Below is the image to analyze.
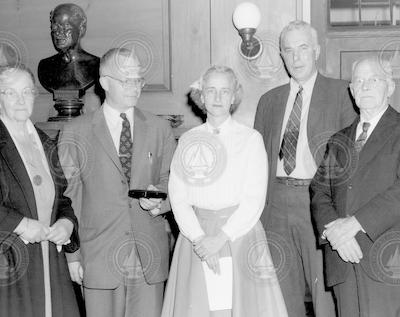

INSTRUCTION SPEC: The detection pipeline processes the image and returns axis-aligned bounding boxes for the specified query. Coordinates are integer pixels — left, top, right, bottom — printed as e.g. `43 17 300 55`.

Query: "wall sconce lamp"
233 2 262 60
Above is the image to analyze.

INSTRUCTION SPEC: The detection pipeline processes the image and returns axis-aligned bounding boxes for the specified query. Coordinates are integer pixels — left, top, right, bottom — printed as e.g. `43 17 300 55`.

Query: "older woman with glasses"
0 64 80 317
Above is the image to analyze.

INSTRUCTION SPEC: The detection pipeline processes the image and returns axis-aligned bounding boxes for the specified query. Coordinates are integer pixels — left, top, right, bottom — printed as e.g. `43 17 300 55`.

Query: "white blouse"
168 116 268 242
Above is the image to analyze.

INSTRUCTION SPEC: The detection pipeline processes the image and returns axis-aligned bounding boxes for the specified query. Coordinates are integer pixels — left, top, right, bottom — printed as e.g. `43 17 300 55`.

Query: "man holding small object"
58 47 176 317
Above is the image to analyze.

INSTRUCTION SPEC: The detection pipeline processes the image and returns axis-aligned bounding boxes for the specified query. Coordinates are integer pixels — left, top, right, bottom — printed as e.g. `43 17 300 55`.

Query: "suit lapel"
0 121 38 219
357 107 398 172
130 108 148 188
92 108 124 176
270 85 290 176
307 74 324 143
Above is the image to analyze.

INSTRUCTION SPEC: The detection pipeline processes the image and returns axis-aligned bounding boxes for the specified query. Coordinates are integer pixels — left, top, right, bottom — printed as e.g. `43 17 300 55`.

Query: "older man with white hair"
58 47 176 317
311 56 400 316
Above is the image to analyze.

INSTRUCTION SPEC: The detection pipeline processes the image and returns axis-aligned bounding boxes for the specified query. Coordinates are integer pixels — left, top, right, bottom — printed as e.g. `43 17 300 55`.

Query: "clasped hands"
16 217 73 248
193 231 229 275
323 216 364 263
139 184 163 216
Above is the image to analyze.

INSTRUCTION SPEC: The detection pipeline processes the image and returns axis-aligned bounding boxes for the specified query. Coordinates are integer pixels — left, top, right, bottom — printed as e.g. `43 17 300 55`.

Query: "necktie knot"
362 122 370 133
120 113 128 121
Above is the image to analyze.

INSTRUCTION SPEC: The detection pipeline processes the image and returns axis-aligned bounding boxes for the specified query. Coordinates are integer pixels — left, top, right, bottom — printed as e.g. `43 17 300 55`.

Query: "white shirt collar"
205 116 233 134
103 101 134 126
289 71 318 95
360 105 388 126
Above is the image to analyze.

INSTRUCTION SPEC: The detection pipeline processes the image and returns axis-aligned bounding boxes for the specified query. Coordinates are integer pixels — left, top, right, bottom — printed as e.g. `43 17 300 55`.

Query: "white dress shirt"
355 105 388 142
103 102 134 153
168 116 268 242
276 72 318 178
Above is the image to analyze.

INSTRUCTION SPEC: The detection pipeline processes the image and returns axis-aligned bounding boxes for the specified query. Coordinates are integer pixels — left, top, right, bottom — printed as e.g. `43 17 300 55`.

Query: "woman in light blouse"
0 64 80 317
162 66 288 317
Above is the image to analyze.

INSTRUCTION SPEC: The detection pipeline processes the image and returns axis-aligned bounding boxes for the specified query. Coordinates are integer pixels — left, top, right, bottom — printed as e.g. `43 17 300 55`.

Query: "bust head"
50 3 87 53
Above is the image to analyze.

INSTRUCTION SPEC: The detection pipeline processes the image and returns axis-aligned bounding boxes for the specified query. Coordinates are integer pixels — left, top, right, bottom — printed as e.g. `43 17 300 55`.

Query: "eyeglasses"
103 75 145 89
0 87 38 102
352 77 386 88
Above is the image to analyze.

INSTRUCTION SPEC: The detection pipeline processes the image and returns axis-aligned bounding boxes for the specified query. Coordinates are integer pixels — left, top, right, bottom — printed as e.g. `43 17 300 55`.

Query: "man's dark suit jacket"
254 73 357 226
310 106 400 287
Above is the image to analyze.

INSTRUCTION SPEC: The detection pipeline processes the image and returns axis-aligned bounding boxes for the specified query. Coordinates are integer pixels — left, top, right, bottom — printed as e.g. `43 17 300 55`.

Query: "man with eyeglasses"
58 47 176 317
311 56 400 316
254 20 357 317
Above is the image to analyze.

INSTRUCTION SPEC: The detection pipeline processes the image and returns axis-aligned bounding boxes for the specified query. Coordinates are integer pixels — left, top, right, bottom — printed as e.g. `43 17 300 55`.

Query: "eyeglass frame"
0 87 39 102
102 75 146 89
351 76 387 89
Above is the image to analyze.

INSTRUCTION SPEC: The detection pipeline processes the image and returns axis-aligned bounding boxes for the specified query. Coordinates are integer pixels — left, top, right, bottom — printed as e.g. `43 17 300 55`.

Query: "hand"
139 185 162 216
205 253 221 275
335 237 363 263
46 218 73 246
193 231 228 259
20 218 50 243
324 216 363 248
68 261 83 285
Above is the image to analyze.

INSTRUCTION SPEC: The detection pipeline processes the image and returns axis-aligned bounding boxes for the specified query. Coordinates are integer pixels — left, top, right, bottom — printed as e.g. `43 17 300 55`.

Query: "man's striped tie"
279 86 303 175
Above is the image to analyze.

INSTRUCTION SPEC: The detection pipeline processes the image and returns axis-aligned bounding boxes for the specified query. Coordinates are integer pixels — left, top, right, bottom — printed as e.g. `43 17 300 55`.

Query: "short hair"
351 56 393 82
279 20 319 50
190 65 243 114
50 3 87 34
0 64 35 85
99 47 141 77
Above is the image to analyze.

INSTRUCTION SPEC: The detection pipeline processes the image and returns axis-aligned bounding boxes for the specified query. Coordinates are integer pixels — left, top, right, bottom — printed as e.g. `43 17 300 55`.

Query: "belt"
275 177 312 187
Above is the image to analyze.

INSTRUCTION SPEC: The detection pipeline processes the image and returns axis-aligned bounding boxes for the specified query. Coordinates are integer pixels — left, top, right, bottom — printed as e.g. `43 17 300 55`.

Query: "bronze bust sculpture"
38 3 100 120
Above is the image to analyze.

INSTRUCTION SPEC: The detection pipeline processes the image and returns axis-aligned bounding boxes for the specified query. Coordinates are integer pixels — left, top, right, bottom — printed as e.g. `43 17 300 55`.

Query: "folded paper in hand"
201 256 233 311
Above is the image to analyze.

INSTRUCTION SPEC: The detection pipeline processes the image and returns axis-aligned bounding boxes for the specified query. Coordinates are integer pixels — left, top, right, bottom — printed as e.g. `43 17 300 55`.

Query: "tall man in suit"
58 47 176 317
254 20 357 317
311 57 400 317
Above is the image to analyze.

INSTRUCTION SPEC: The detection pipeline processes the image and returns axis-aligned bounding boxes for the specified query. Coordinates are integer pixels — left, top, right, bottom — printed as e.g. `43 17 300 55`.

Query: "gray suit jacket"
311 106 400 286
254 73 357 226
59 106 176 289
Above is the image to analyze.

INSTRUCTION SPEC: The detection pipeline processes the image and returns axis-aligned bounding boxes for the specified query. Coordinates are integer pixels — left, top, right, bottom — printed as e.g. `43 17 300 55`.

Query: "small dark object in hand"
128 190 167 200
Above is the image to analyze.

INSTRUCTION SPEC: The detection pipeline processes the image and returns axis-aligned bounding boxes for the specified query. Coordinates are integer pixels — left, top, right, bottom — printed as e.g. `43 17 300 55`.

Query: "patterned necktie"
279 86 303 175
119 113 133 185
355 122 371 153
